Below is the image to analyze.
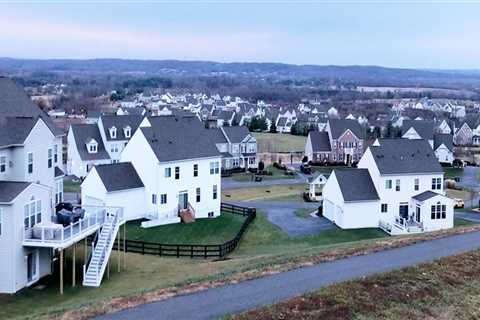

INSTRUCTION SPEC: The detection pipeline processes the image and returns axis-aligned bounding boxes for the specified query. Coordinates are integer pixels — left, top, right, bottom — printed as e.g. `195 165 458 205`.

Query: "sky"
0 1 479 69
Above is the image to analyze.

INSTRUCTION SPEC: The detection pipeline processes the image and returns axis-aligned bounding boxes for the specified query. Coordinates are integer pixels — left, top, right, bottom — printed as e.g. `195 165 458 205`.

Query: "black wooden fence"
109 203 256 259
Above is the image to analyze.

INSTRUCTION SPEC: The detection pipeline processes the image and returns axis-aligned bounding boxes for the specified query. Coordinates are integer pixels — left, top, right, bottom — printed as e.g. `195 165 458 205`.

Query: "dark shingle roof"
54 166 65 178
70 124 110 161
100 115 144 141
334 169 379 202
0 181 31 203
309 131 332 152
277 117 289 126
402 120 434 140
412 191 441 202
0 77 62 136
328 119 364 139
142 116 221 162
370 139 443 175
433 133 453 152
222 126 250 143
0 116 38 148
94 162 144 192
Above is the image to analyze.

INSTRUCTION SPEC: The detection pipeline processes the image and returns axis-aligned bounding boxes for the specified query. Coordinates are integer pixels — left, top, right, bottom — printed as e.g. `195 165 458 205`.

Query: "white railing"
23 205 123 246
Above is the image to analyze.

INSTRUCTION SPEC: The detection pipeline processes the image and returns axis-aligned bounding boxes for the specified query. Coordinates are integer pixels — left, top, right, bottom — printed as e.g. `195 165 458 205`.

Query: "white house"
433 134 454 165
323 139 454 235
212 126 257 171
83 115 222 228
307 172 328 201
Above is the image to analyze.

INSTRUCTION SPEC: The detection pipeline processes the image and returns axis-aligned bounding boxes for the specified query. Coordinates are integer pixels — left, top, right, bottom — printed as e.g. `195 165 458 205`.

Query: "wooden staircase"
179 203 196 223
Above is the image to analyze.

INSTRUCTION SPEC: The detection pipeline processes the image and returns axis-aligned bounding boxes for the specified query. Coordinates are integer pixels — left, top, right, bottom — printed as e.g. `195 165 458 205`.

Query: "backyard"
252 132 306 153
229 165 296 182
222 184 307 202
443 167 464 179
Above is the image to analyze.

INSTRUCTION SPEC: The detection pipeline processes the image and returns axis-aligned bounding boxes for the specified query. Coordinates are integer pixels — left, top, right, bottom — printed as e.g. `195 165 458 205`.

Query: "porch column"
84 238 87 262
60 249 64 295
117 233 120 273
72 244 76 287
123 223 126 270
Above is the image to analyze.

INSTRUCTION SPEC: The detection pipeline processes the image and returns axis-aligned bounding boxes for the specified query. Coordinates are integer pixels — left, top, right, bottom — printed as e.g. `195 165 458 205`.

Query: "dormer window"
86 139 98 154
124 126 132 138
109 126 117 139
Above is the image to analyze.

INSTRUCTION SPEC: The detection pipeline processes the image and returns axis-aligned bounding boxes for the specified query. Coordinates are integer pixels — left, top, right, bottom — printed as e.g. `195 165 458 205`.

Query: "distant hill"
1 57 480 90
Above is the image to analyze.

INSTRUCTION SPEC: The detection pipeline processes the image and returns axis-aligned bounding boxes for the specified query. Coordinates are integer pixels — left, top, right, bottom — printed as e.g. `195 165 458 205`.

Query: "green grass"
455 217 478 227
230 165 295 182
222 184 307 202
63 180 81 193
252 132 306 153
443 167 464 179
294 208 314 218
125 213 246 244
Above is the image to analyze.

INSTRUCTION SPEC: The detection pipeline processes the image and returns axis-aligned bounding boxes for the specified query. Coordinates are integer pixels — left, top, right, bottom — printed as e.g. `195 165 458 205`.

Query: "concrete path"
97 230 480 320
232 200 334 237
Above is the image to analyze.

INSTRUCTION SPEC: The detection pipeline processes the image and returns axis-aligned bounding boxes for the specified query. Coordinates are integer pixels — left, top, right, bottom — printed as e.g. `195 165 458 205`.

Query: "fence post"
204 246 207 259
219 244 223 258
159 244 162 256
191 245 193 258
142 242 145 255
177 245 180 258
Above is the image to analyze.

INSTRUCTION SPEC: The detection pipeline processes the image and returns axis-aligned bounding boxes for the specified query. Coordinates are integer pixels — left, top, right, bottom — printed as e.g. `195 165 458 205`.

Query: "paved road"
232 200 334 237
97 231 480 320
456 210 480 223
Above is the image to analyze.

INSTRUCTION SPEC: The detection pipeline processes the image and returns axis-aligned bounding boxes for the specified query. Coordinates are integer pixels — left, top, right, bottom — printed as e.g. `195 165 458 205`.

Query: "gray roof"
402 120 434 140
0 116 38 148
142 116 221 162
54 166 65 178
412 190 442 202
277 117 289 127
307 171 329 183
0 181 31 203
100 115 144 141
94 162 144 192
212 110 234 121
222 126 251 143
433 133 453 152
328 119 364 139
209 128 229 144
0 77 62 137
70 124 110 161
309 131 332 152
334 169 379 202
370 139 443 175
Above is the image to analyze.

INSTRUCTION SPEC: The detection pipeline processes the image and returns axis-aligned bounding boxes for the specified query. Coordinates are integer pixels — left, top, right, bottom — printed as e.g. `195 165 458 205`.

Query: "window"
232 158 239 167
55 180 63 204
208 212 214 218
441 205 446 219
160 194 167 204
0 156 6 173
88 143 97 153
193 164 198 177
432 178 442 190
210 161 219 174
124 126 131 138
24 199 41 229
47 148 53 168
152 194 157 204
175 166 180 180
196 187 201 202
381 204 388 213
164 167 171 178
395 179 401 192
110 144 119 153
27 152 33 174
213 185 218 200
110 126 117 139
431 203 446 220
385 180 392 189
414 178 419 191
54 145 58 163
249 158 256 165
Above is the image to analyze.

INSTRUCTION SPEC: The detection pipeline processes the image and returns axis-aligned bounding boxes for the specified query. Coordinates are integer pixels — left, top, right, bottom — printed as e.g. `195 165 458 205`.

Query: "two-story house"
214 126 257 170
322 139 454 235
305 119 364 165
82 115 222 227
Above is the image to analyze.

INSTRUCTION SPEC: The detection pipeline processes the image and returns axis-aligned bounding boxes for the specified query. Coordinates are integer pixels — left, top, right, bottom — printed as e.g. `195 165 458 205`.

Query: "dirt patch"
49 225 480 320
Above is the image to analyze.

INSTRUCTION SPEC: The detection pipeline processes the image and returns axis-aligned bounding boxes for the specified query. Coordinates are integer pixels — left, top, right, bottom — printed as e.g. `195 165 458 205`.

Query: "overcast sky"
0 1 479 69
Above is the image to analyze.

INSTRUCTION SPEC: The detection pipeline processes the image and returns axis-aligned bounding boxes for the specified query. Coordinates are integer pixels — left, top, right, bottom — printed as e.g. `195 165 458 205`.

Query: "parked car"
300 164 312 174
454 198 465 209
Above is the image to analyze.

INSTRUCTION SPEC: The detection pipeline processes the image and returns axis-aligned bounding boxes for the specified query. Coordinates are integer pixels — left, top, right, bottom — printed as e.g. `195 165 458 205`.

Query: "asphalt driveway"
97 230 480 320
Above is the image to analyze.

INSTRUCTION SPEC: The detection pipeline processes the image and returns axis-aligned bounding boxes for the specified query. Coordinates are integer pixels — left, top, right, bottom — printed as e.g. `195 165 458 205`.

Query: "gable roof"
412 190 442 202
328 119 364 139
309 131 332 152
70 124 110 161
0 77 62 137
334 169 379 202
433 133 453 152
222 126 251 143
0 181 31 203
94 162 144 192
402 120 434 140
100 115 144 141
0 116 39 148
141 116 221 162
370 139 443 175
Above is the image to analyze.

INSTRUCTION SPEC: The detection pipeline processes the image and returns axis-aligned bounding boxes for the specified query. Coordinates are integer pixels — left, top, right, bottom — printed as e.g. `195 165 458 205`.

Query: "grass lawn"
230 165 295 182
222 184 307 202
125 213 246 244
63 180 81 193
455 217 477 227
443 167 464 179
294 208 314 218
252 132 306 153
310 165 347 176
230 249 480 320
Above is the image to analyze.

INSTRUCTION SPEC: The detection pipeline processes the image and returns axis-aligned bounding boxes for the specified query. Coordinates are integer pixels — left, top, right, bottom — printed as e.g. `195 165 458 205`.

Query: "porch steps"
179 210 195 223
83 213 121 287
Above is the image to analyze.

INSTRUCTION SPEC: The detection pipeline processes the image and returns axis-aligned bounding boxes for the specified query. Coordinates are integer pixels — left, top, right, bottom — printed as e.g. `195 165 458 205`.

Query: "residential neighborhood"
2 2 480 319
